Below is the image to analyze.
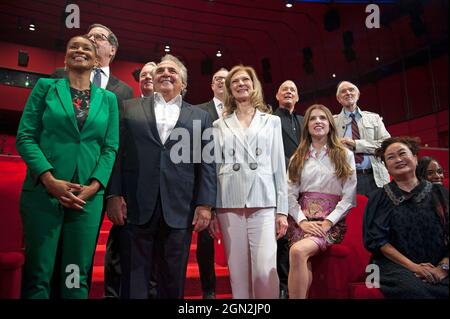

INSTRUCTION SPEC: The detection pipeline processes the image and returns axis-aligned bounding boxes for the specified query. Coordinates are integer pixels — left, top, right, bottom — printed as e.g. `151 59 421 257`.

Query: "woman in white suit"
209 65 288 299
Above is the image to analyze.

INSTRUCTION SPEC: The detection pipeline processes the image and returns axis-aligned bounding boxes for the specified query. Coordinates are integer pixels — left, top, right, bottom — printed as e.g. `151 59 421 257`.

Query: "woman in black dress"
363 136 448 299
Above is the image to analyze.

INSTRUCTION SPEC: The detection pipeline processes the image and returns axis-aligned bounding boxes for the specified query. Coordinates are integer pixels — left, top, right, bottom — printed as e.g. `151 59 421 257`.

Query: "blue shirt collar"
344 107 361 119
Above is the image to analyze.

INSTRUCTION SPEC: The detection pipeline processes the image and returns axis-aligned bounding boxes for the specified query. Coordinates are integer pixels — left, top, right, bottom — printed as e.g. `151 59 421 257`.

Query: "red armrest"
0 251 25 269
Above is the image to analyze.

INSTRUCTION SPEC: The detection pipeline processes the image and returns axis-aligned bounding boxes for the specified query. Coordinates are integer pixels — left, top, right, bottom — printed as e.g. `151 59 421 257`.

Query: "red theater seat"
0 155 26 298
1 135 18 156
308 194 383 299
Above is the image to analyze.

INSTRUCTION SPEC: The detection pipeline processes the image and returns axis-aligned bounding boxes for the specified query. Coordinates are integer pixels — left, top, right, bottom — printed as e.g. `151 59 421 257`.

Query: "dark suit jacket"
51 68 134 115
273 107 304 167
108 96 217 228
196 100 219 122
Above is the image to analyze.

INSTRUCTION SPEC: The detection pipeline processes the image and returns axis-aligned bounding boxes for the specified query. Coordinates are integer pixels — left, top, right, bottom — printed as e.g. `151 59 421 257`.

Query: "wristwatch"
439 263 449 271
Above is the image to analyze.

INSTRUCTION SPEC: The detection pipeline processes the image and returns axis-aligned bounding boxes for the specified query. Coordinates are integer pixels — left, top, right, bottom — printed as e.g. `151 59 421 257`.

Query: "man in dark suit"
273 80 304 299
196 68 228 122
194 67 228 299
52 23 133 299
52 24 133 115
106 54 217 299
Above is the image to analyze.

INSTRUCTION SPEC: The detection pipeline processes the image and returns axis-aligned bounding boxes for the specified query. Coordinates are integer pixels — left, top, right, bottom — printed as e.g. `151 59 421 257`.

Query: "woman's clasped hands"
40 171 100 210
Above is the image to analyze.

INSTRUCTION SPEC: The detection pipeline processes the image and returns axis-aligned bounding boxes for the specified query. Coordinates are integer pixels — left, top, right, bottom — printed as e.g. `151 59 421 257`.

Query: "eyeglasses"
213 76 226 83
88 33 109 43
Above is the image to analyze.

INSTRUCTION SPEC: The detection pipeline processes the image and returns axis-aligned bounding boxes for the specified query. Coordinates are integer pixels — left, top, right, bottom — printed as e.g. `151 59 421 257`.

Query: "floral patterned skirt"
287 191 347 251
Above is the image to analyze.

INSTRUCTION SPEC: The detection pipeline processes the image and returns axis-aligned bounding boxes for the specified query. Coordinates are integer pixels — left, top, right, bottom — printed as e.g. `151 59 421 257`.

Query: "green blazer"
16 78 119 194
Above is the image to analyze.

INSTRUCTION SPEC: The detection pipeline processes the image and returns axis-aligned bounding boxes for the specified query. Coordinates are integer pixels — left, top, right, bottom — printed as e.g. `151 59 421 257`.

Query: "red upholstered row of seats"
0 155 25 298
213 195 386 299
0 155 447 299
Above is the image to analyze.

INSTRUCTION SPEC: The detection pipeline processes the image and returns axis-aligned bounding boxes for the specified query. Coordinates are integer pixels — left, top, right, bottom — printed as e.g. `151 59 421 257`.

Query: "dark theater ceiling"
0 0 448 100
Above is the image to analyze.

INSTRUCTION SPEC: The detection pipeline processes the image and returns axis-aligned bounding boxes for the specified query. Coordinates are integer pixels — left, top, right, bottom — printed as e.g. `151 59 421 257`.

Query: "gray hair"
143 61 157 68
160 54 188 96
336 80 360 97
140 62 157 77
88 23 119 62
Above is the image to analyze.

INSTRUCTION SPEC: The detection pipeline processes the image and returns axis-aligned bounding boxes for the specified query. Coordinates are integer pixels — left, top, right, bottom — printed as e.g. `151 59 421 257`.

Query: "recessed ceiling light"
29 19 36 31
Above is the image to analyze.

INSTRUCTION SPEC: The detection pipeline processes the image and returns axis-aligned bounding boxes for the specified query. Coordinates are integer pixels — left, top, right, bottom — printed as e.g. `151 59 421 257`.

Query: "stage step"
89 220 232 299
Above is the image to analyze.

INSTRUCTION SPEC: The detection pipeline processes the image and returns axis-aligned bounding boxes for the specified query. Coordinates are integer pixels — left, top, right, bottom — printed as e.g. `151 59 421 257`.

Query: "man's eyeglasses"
88 33 109 43
213 76 226 83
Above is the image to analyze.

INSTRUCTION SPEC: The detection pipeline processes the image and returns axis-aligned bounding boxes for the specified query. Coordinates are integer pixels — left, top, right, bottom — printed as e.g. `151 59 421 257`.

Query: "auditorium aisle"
88 219 232 299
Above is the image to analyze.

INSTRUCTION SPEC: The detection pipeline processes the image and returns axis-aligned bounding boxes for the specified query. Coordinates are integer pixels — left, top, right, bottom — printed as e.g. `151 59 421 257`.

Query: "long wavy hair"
223 65 271 116
288 104 353 183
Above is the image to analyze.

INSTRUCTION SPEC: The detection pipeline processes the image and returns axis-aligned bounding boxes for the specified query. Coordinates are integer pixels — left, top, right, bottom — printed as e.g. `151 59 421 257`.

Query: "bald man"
273 80 304 299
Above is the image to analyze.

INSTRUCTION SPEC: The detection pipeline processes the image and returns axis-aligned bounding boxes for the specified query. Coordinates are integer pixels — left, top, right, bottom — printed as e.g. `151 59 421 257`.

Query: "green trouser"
20 189 102 299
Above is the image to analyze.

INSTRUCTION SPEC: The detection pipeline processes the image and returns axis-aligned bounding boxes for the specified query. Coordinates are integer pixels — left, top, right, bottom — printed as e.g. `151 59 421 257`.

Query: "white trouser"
217 208 279 299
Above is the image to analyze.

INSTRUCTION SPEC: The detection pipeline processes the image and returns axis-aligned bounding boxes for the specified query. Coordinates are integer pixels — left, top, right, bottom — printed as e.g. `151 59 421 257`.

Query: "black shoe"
279 289 288 299
203 291 216 299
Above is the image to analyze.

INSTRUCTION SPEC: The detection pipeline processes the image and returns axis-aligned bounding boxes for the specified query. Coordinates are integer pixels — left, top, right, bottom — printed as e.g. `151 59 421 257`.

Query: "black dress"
363 180 449 299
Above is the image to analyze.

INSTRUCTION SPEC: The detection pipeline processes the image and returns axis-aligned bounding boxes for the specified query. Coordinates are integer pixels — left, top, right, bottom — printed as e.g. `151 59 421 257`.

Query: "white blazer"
213 110 288 214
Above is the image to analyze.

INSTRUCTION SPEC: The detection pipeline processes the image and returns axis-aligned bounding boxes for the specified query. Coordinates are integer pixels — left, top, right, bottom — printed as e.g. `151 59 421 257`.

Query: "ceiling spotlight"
286 1 293 8
216 50 222 58
29 19 36 31
164 45 170 53
332 73 336 78
375 56 380 61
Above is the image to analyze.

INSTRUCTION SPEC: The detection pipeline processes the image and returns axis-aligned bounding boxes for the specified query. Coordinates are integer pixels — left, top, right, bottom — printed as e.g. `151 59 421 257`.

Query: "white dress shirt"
213 97 224 119
90 66 110 89
154 92 182 144
288 144 357 226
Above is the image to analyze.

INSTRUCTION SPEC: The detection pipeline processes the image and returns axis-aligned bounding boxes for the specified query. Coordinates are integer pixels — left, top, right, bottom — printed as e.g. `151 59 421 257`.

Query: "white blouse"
288 144 357 226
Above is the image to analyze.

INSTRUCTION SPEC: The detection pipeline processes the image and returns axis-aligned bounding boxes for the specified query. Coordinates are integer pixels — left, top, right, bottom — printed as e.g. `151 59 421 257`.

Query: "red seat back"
0 156 26 252
341 194 371 281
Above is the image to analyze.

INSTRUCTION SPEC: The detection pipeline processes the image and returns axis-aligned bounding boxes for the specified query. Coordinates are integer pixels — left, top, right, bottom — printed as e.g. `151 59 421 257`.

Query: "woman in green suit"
16 35 119 298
